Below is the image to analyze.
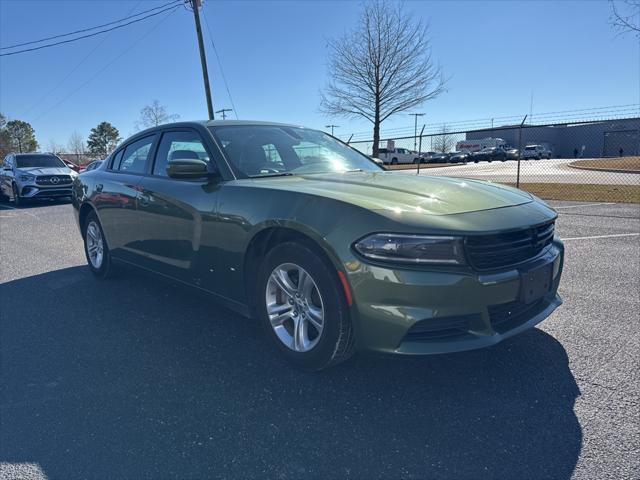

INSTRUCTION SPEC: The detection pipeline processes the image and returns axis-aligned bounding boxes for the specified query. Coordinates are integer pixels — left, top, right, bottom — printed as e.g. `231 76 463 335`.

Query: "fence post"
417 124 425 175
516 115 527 189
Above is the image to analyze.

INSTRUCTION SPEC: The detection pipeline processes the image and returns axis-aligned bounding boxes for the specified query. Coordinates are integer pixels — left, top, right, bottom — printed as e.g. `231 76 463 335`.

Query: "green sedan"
72 121 563 370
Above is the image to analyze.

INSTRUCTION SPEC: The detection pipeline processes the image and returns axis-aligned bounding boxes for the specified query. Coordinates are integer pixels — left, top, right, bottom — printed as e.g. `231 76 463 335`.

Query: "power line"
201 6 239 119
1 0 181 51
32 6 180 122
0 3 181 57
19 0 145 118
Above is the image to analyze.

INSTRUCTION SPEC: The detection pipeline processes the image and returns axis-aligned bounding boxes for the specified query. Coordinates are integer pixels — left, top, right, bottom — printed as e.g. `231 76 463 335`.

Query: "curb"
568 164 640 174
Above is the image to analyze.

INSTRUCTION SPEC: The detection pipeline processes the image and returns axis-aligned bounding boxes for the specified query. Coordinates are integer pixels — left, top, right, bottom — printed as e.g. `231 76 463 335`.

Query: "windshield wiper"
250 172 294 178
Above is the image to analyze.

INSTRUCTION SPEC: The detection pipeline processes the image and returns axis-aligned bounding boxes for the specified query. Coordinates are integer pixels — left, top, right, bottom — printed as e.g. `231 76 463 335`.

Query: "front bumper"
348 239 564 355
18 183 73 199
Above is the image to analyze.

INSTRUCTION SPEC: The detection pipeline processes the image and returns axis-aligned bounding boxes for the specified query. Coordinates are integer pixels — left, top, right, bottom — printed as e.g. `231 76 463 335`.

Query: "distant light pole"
216 108 233 120
325 124 339 136
408 113 425 151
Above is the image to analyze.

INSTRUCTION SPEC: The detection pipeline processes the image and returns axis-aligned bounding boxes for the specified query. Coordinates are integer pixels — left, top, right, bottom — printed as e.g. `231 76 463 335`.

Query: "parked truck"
456 137 507 153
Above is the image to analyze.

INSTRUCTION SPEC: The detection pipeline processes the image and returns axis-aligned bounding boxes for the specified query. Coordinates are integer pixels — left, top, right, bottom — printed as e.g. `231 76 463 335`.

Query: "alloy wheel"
86 221 104 269
265 263 325 352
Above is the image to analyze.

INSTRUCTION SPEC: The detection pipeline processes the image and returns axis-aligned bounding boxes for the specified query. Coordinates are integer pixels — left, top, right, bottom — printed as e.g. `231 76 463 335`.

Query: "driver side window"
153 131 211 177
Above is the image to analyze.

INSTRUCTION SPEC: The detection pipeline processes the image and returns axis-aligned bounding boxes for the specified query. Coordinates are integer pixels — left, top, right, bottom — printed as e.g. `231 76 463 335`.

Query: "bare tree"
320 0 445 157
46 139 65 155
137 100 179 130
610 0 640 36
67 131 85 163
432 125 455 153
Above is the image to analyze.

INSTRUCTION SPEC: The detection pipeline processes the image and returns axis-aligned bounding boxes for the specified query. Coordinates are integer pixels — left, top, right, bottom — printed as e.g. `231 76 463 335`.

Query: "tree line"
0 100 179 163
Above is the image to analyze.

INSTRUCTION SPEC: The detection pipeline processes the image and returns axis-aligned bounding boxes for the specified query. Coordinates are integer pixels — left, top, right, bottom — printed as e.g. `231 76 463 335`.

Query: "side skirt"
112 257 252 318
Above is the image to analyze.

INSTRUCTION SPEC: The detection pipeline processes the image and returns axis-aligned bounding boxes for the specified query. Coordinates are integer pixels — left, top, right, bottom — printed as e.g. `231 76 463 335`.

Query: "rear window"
524 146 536 151
15 155 65 169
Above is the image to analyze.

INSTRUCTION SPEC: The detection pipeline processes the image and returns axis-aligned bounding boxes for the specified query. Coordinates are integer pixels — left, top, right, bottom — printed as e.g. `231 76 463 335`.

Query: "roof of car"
202 120 302 128
124 120 310 145
13 152 57 156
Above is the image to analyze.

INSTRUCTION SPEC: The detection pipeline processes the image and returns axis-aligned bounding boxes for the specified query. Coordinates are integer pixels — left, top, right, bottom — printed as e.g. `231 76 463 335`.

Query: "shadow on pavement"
0 266 582 479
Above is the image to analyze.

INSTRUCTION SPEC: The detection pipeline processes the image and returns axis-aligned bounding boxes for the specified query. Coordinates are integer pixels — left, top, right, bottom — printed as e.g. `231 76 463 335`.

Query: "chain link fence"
346 118 640 203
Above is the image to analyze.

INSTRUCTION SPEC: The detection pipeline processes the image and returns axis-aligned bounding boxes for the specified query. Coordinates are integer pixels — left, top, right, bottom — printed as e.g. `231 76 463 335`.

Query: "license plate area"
520 263 553 304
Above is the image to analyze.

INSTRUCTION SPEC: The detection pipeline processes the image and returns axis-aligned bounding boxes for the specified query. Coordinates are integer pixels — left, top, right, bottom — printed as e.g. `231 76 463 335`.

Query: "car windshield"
15 155 66 169
525 146 536 150
209 125 383 177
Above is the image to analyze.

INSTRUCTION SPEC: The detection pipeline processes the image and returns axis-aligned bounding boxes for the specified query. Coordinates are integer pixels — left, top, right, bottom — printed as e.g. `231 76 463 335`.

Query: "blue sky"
0 0 638 147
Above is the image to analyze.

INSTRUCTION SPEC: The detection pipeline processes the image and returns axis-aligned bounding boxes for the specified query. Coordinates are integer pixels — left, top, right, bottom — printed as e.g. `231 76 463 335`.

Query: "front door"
135 129 222 285
95 135 158 263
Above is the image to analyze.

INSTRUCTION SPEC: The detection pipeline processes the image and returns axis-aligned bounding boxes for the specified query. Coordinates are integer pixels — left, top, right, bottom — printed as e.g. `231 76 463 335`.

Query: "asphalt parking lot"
1 199 639 480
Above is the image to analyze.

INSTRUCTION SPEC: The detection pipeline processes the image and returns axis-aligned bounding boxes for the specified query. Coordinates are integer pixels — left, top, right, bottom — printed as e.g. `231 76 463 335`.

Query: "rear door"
94 134 158 263
134 128 222 285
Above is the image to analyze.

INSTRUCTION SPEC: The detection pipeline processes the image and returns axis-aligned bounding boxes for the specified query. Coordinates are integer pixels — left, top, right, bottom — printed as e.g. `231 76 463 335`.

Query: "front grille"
33 188 72 197
465 221 555 270
489 299 546 329
36 175 72 186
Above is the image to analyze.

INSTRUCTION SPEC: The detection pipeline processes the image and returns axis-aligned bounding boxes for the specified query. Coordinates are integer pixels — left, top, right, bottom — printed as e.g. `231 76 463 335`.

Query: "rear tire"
256 241 354 371
82 211 114 279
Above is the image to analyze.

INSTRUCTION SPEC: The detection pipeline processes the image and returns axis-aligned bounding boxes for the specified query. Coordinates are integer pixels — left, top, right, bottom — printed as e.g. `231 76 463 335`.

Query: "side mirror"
166 158 211 179
2 165 11 171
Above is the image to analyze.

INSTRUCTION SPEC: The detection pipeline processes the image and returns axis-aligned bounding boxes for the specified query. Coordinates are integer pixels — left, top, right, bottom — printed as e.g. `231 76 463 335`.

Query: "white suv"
376 148 420 165
522 145 552 160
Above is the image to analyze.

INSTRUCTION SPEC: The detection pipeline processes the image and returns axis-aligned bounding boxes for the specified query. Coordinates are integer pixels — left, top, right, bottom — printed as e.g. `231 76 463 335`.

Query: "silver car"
0 153 78 206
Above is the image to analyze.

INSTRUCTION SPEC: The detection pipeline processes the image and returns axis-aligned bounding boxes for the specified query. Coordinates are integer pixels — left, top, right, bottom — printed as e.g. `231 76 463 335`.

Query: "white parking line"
562 233 640 241
555 202 616 209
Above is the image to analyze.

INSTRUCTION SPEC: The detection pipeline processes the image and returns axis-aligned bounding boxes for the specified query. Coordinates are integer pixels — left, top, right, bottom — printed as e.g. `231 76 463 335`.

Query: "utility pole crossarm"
215 108 233 120
325 124 339 136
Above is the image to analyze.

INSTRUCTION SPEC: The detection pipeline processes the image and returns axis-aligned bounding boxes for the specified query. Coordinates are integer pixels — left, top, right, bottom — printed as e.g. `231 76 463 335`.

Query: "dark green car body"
72 121 563 356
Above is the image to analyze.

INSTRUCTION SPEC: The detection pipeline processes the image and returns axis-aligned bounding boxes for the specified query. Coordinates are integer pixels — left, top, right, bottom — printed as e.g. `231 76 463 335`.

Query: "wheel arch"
242 222 345 314
78 202 104 236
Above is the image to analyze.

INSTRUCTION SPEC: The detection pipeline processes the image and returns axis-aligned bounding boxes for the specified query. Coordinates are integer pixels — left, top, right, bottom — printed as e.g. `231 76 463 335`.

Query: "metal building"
466 117 640 158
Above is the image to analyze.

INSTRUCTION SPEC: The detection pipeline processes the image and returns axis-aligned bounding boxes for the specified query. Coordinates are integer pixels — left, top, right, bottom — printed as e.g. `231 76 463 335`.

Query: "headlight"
354 233 466 265
19 174 36 182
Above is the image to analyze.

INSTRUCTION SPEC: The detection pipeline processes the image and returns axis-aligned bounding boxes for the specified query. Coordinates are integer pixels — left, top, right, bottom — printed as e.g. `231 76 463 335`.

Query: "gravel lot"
1 199 638 480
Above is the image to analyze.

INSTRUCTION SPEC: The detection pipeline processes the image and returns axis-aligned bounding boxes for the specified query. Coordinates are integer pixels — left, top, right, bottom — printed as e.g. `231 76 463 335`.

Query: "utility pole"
190 0 214 120
325 124 339 136
409 113 425 151
216 108 233 120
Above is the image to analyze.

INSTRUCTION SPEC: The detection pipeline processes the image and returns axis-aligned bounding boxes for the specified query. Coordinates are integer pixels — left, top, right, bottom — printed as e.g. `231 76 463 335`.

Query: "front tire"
83 211 114 279
12 183 25 207
256 242 354 370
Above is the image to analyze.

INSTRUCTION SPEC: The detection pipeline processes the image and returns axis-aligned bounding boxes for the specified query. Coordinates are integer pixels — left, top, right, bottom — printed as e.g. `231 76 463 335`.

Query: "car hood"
16 167 73 175
249 171 533 215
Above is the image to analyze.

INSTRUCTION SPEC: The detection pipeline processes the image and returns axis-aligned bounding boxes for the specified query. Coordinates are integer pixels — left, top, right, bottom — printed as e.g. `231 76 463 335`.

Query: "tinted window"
118 136 155 173
154 131 211 177
210 125 381 177
15 155 65 169
110 150 124 169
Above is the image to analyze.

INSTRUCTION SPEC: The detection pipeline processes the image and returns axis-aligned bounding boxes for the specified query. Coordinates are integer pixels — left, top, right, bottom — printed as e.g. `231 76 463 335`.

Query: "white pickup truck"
376 147 421 165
